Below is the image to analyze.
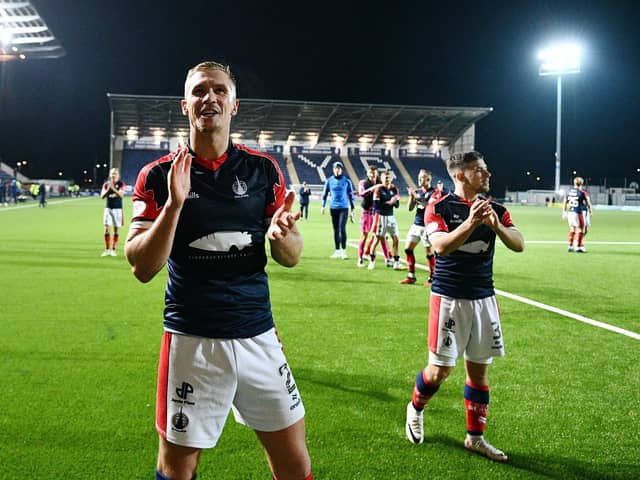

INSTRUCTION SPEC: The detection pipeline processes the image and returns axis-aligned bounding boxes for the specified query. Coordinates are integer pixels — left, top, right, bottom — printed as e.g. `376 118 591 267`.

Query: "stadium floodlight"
538 42 582 194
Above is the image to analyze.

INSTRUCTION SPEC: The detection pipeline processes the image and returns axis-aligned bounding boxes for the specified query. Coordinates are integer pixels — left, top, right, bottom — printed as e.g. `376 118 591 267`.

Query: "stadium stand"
121 149 170 190
399 149 453 192
290 147 343 185
348 147 409 192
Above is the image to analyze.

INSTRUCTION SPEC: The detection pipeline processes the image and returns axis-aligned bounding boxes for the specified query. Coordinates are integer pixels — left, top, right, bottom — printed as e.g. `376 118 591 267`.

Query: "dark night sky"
1 0 639 195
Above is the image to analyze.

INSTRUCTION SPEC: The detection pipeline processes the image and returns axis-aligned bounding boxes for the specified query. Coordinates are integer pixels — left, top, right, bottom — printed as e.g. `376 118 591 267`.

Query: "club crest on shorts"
171 409 189 432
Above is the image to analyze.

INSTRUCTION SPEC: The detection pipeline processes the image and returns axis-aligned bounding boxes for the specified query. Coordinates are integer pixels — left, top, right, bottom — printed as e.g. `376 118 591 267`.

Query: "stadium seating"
290 147 342 185
348 147 409 192
120 149 170 190
399 149 453 192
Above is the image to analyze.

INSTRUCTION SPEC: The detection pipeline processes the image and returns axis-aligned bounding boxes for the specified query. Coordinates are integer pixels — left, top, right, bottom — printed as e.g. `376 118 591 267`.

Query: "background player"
299 181 311 221
356 165 391 267
399 169 440 285
125 61 312 480
100 167 125 257
367 171 402 270
561 176 592 252
405 151 524 462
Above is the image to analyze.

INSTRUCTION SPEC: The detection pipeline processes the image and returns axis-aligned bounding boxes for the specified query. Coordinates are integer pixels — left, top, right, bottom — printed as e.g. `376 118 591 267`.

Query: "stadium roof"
107 94 493 148
0 0 65 62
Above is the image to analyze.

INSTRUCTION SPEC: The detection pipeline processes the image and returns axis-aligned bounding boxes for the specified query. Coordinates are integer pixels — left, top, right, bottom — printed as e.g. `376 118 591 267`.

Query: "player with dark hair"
125 60 312 480
405 151 524 462
100 168 125 257
321 161 355 259
299 181 311 220
562 176 592 252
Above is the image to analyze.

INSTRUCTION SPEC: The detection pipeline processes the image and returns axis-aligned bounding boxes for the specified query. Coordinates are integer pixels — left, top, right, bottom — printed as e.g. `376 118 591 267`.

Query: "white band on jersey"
156 328 305 449
428 293 505 367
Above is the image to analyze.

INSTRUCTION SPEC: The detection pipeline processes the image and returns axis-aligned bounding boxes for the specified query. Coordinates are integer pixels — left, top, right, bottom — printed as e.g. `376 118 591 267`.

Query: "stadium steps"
285 154 300 187
340 154 360 187
391 155 416 190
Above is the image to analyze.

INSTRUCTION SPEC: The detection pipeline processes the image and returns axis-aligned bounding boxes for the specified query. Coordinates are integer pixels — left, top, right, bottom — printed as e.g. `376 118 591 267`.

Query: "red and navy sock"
405 249 416 274
464 382 489 435
104 233 111 249
427 254 436 276
577 232 584 247
412 370 440 411
156 471 197 480
112 233 119 251
568 231 575 246
274 473 312 479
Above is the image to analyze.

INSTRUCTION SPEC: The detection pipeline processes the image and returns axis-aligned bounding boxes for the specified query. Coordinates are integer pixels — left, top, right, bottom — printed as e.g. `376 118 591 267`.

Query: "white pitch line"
0 197 92 212
494 289 640 340
512 240 640 245
345 240 640 341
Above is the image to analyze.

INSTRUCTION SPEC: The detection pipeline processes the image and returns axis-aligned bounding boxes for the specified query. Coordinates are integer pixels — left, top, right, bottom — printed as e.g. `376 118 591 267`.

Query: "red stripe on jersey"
132 153 174 222
424 200 449 236
235 144 286 217
428 295 442 353
156 332 171 438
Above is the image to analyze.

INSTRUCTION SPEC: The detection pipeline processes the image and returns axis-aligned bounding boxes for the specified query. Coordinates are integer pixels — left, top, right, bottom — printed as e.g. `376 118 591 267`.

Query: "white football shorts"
406 224 432 248
567 211 585 228
103 207 123 227
373 214 399 237
156 328 305 449
428 293 505 367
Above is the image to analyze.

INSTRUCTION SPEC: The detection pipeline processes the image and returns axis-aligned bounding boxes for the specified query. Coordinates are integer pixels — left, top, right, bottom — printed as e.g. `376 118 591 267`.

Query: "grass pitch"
0 197 638 479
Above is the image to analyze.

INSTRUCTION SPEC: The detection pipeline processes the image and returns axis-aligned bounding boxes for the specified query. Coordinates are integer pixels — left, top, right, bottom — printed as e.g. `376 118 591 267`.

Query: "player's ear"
230 99 239 117
180 99 188 116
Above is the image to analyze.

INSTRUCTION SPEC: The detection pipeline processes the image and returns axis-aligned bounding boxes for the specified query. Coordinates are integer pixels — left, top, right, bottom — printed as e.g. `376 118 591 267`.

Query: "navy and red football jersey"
130 142 286 339
565 187 588 213
103 180 125 209
373 184 400 215
425 193 517 299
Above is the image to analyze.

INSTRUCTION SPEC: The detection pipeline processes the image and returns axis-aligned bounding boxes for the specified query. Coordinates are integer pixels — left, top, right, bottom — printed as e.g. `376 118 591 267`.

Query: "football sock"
568 231 575 246
112 233 119 251
427 254 436 276
464 382 489 435
155 471 196 480
358 239 365 259
405 249 416 273
273 473 312 480
380 239 391 259
412 370 440 411
104 233 111 249
577 232 584 247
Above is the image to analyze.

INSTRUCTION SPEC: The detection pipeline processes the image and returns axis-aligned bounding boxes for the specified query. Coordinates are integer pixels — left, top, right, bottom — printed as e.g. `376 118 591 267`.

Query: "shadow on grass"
427 434 638 480
294 366 395 402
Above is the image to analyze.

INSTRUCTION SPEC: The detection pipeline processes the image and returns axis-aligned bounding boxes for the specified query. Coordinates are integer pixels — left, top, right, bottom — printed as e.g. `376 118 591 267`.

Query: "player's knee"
425 365 452 385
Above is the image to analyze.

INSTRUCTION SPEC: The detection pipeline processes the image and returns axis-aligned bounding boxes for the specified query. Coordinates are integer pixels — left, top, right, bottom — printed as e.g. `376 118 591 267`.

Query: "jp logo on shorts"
172 409 189 432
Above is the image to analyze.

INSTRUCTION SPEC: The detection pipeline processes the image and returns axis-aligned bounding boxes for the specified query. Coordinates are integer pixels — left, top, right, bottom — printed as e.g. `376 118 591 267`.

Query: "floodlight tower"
538 43 582 194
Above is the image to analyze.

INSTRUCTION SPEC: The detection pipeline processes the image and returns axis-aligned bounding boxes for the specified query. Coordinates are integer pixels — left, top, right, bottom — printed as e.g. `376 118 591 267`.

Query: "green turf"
0 197 638 479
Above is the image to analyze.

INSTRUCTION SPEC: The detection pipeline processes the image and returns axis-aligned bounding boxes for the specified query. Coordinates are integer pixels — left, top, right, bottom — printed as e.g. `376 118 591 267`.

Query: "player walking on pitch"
405 151 524 462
